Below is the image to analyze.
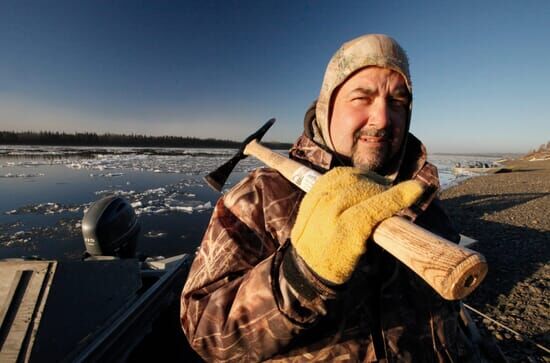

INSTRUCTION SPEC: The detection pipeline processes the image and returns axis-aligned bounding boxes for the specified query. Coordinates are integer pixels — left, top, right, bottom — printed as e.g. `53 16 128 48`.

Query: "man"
181 34 491 362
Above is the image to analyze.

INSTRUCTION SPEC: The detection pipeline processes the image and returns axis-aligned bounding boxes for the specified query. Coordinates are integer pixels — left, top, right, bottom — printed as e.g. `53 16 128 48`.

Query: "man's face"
329 66 410 172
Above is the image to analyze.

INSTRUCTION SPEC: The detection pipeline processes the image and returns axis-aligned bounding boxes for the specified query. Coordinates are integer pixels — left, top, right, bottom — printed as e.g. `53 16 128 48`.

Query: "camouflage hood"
310 34 413 180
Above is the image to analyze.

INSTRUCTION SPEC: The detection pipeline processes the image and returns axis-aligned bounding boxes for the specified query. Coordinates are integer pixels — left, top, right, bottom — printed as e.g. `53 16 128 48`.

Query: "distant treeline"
0 131 293 150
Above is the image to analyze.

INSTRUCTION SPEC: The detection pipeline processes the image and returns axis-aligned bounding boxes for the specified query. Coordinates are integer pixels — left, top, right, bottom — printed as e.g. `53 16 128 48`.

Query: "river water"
0 146 503 260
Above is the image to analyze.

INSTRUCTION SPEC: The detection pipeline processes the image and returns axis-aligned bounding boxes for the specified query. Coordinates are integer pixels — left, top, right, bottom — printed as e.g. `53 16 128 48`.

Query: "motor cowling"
82 196 140 258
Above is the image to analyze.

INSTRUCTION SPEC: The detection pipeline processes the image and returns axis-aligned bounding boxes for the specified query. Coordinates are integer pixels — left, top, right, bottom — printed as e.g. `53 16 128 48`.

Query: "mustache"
353 128 393 143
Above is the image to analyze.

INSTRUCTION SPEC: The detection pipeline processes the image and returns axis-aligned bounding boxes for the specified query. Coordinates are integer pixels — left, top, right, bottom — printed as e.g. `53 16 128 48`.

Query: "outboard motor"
82 196 141 258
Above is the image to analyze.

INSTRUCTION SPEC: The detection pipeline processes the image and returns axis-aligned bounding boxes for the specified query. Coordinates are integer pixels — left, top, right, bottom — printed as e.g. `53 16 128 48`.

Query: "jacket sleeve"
180 169 336 362
414 198 461 243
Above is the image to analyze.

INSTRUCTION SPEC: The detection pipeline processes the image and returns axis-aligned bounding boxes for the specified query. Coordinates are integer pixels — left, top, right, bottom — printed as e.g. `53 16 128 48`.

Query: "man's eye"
389 98 408 108
352 96 372 103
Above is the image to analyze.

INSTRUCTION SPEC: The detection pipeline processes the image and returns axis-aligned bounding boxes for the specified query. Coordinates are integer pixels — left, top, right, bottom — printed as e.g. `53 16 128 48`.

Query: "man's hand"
291 167 424 284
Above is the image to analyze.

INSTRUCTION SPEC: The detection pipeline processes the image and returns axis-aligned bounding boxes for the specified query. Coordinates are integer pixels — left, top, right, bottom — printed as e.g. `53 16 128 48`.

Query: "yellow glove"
291 167 424 284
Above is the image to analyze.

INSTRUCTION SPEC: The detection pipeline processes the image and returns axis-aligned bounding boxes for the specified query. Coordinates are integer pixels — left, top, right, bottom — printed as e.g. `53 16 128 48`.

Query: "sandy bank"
440 159 550 361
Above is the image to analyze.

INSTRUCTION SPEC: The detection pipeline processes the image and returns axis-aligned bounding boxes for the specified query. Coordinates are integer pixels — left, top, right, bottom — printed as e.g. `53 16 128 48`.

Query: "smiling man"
329 67 409 172
181 34 499 362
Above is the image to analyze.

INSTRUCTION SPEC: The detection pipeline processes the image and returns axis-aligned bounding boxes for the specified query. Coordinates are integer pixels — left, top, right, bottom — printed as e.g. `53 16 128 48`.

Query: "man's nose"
367 100 391 129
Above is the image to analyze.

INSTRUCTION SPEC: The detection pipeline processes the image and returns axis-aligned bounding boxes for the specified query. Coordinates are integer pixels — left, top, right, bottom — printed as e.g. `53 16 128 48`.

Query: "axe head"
204 118 275 192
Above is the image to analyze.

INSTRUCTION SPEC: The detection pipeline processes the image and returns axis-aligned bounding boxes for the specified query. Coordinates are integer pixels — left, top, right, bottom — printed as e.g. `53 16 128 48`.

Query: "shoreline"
440 159 550 361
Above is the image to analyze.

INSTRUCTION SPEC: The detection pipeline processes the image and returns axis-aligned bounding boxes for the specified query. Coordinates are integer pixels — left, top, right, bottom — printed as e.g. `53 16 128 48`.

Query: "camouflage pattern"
315 34 412 152
181 133 482 362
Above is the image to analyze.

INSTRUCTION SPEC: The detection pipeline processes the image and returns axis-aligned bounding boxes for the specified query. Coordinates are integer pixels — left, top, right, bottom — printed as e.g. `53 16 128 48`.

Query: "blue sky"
1 0 548 153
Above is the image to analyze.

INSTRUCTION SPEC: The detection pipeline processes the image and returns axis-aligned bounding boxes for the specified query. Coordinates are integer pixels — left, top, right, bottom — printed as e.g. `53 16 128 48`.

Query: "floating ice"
4 202 87 216
144 231 167 238
196 202 212 211
0 173 45 178
144 187 167 194
0 146 266 175
168 206 193 213
0 217 81 248
89 180 214 216
90 172 124 178
95 189 135 197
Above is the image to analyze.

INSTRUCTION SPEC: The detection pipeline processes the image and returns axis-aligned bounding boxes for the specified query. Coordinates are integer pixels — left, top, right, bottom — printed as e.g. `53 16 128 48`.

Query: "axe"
204 119 487 300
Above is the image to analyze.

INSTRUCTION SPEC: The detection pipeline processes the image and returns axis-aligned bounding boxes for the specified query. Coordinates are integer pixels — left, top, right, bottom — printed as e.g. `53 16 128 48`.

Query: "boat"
0 254 194 362
452 161 508 175
0 196 198 362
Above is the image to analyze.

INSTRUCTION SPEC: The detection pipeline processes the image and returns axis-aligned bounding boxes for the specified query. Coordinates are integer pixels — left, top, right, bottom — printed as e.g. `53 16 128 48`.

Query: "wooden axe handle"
244 139 487 300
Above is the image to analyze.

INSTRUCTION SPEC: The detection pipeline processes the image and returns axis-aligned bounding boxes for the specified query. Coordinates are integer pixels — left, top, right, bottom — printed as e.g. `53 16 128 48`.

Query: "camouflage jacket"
181 133 482 362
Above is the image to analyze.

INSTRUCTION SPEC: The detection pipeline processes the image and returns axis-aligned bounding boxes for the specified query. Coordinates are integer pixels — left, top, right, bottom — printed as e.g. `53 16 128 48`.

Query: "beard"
351 128 392 172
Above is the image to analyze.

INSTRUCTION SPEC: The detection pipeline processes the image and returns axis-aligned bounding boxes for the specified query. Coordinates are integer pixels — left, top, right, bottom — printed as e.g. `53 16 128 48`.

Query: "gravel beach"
441 159 550 362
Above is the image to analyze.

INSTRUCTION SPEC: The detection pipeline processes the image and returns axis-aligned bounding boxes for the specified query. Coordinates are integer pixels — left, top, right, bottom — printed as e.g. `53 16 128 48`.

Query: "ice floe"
0 218 81 249
4 202 88 216
5 177 214 218
144 231 168 238
1 146 267 175
1 173 45 178
89 172 124 177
